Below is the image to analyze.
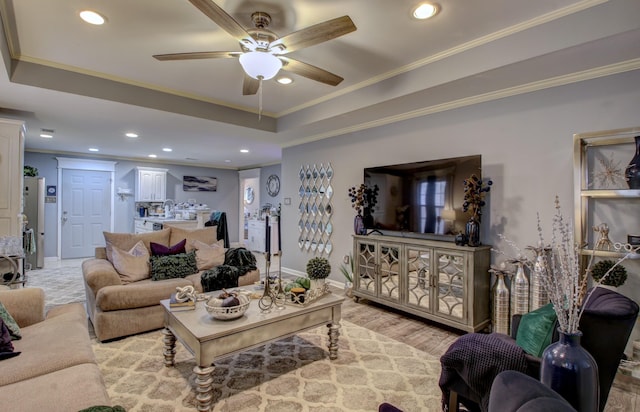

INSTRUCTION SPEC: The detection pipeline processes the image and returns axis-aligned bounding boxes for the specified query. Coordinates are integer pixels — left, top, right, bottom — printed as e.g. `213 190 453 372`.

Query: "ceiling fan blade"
188 0 251 41
153 51 241 61
243 75 260 95
280 57 344 86
273 16 356 54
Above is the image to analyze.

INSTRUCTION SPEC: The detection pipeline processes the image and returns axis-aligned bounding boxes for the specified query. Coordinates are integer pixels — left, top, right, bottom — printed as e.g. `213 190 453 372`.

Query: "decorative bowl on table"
204 290 251 320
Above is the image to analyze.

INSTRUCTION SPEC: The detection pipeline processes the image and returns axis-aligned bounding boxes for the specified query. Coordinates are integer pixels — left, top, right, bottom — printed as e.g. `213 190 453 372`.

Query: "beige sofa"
0 288 111 411
82 226 260 342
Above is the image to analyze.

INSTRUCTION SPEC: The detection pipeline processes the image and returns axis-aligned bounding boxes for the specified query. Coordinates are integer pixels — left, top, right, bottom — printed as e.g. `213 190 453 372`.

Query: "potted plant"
590 259 627 288
306 257 331 290
339 253 354 298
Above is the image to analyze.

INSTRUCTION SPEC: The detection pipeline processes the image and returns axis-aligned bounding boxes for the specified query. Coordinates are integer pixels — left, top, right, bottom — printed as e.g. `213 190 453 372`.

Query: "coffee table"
160 291 344 411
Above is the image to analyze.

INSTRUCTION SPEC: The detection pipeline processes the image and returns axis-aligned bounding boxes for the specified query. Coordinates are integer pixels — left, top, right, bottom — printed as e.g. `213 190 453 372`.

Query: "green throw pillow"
150 251 198 281
0 301 21 340
515 303 557 357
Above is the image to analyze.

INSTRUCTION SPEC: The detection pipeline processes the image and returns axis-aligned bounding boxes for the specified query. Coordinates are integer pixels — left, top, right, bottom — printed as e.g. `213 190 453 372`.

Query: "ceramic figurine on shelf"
593 223 613 251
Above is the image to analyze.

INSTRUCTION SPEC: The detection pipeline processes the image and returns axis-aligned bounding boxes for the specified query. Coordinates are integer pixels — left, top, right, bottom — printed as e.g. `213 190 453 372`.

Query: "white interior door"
61 169 111 258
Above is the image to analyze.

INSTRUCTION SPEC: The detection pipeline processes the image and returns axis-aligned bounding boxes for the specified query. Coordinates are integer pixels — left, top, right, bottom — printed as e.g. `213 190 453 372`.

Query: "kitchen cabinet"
134 219 155 234
573 127 640 264
135 167 167 202
0 119 25 282
352 235 491 333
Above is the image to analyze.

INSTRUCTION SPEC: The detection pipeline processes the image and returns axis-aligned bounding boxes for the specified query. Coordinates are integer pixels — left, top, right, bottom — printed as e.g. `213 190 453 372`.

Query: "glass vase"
354 214 366 235
540 330 599 412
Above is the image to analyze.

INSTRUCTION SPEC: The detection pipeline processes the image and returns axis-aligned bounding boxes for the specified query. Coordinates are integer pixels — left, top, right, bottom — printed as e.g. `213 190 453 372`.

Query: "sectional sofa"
82 226 260 342
0 288 111 411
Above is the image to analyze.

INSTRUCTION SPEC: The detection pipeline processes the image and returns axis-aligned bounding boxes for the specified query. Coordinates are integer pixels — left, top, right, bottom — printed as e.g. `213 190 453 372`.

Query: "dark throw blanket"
439 333 529 412
200 247 258 292
0 318 20 361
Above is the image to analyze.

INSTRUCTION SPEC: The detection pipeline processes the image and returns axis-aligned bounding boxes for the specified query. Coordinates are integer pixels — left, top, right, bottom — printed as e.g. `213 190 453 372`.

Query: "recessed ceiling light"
79 10 106 25
88 148 99 152
125 132 138 138
240 149 249 153
277 77 293 85
224 159 231 163
412 3 439 20
148 154 157 158
162 148 172 152
40 133 53 139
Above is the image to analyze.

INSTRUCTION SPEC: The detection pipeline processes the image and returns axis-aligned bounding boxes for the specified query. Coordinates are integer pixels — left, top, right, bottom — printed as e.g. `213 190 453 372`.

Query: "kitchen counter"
134 217 198 233
133 210 211 233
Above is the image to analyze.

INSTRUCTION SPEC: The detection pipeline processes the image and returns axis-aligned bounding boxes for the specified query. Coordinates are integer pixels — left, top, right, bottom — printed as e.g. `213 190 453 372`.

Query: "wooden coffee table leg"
327 321 341 360
194 365 214 412
162 327 176 367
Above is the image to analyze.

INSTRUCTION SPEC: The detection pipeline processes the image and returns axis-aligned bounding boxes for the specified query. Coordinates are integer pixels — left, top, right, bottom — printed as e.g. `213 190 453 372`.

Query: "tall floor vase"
492 273 510 335
540 330 599 412
510 260 529 316
529 246 550 310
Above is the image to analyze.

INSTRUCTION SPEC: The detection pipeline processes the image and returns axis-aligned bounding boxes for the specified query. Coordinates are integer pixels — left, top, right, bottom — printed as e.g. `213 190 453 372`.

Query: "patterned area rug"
92 321 443 412
25 259 86 310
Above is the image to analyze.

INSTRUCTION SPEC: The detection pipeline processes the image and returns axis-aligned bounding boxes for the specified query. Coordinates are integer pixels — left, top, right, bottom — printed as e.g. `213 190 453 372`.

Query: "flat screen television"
363 155 481 239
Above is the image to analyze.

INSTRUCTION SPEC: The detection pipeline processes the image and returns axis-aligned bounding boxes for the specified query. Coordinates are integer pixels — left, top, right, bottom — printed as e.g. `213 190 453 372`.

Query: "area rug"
25 259 86 310
92 321 443 412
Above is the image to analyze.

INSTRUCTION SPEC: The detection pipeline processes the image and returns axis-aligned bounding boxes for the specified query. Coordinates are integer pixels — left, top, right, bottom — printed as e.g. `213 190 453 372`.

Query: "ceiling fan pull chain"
258 77 263 121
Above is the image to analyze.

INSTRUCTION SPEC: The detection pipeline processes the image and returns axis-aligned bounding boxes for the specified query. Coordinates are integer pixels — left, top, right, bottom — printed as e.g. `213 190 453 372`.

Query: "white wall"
281 69 640 345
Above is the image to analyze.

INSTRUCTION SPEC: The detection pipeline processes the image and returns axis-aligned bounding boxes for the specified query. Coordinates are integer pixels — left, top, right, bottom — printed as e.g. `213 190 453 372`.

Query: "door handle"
62 211 68 224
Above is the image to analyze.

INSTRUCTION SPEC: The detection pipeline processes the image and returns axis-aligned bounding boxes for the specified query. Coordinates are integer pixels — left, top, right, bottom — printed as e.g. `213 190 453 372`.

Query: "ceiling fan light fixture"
79 10 106 25
412 3 439 20
239 51 282 80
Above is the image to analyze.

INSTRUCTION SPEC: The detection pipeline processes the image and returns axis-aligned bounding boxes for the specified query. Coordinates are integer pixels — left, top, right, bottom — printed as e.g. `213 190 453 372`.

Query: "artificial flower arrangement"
462 174 492 221
495 196 638 334
347 184 379 217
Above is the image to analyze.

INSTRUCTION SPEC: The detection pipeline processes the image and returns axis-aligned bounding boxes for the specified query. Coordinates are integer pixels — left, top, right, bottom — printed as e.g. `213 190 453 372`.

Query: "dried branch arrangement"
494 196 638 334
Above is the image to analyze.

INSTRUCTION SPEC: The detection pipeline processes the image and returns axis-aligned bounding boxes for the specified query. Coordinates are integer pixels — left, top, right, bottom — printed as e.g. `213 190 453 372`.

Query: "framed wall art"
183 176 217 192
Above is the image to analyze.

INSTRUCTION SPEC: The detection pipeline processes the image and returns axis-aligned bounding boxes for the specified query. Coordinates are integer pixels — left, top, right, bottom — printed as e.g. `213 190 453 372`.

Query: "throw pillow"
110 241 151 284
191 239 226 270
103 228 171 262
0 301 21 340
169 226 217 252
515 303 558 357
150 251 198 281
150 239 187 256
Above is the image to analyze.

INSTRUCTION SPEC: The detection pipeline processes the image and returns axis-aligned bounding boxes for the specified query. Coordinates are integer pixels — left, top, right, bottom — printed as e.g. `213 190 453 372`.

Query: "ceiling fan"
153 0 357 96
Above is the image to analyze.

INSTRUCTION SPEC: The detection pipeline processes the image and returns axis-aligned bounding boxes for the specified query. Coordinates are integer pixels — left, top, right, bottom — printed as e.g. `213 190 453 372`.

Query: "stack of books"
169 293 196 311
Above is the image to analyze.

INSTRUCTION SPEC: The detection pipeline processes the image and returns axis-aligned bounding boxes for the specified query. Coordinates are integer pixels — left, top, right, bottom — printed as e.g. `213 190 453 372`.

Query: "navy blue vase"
625 135 640 189
465 217 480 247
540 330 599 412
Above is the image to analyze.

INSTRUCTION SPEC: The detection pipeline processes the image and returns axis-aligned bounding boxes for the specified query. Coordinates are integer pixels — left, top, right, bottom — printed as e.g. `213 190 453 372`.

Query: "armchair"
439 287 639 412
488 370 576 412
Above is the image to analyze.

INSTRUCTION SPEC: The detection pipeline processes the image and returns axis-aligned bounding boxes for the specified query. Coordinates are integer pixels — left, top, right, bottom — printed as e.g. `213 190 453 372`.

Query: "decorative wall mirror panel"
298 163 333 255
